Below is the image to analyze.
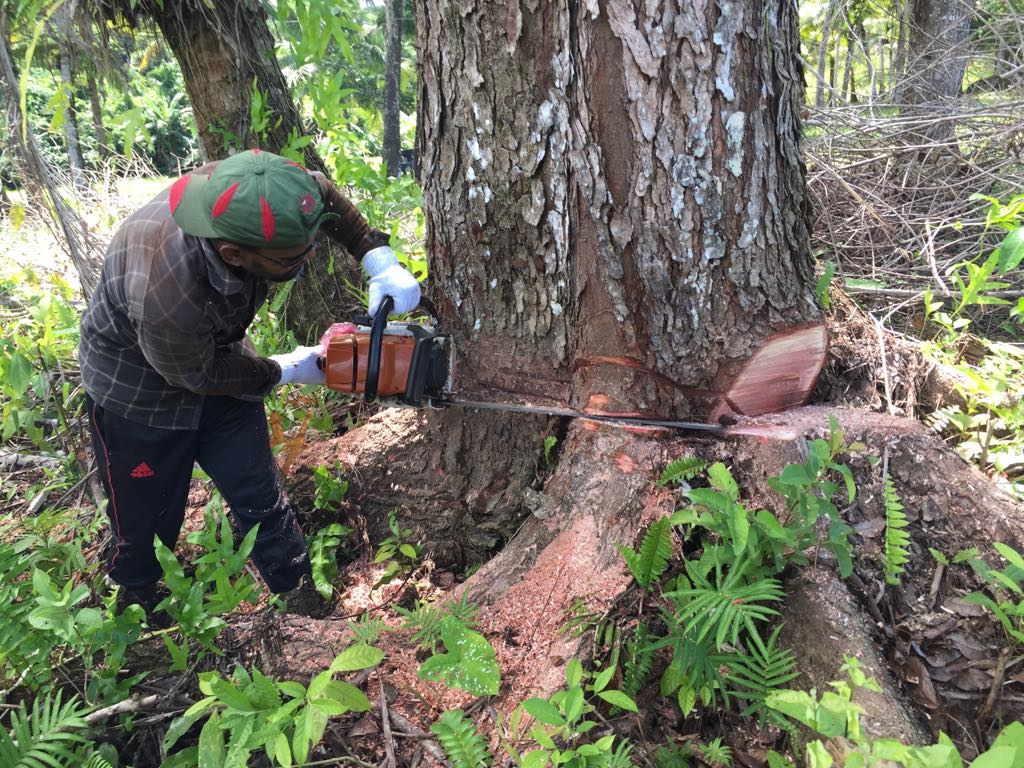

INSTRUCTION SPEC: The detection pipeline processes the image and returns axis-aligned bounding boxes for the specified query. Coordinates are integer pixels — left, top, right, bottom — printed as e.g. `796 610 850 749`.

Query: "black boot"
115 583 173 629
279 574 334 619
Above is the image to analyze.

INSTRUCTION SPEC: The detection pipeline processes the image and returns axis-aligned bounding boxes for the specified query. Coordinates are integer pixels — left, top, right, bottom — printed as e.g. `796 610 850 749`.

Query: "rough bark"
418 0 818 420
383 0 403 177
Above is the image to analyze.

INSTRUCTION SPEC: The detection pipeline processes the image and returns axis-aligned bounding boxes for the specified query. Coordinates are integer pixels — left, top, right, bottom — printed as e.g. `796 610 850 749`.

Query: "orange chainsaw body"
323 331 417 396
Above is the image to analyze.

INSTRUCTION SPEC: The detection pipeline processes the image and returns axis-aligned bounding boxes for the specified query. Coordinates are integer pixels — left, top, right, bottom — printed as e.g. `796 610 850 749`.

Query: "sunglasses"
248 239 317 268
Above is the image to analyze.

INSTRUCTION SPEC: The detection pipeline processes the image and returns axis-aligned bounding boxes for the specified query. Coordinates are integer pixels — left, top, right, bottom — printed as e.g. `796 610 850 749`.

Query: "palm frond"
0 689 94 768
725 624 799 721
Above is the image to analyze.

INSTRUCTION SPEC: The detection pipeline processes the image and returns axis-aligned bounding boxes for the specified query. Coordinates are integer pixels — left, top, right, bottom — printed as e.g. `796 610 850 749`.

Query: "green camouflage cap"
169 149 324 249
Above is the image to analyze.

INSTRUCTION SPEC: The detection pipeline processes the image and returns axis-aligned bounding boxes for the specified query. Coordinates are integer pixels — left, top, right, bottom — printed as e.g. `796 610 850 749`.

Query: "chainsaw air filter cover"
321 296 450 406
323 330 416 397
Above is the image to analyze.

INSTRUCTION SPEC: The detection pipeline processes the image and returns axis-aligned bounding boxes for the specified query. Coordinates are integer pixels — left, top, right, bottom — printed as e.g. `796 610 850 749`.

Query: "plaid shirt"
80 167 385 430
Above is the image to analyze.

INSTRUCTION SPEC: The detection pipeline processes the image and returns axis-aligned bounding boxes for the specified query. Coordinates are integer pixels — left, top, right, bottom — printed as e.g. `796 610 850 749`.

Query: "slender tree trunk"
54 3 88 193
382 0 402 177
815 0 842 108
85 69 107 159
893 0 912 92
841 13 856 103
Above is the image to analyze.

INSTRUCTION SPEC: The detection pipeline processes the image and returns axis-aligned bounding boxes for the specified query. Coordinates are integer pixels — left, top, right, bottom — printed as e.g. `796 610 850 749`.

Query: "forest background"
1 1 1023 767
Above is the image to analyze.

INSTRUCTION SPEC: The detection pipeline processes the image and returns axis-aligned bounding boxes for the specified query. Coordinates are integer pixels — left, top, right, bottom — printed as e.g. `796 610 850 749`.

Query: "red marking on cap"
260 197 275 241
168 174 192 214
285 160 304 168
252 148 261 155
300 193 316 213
212 182 240 218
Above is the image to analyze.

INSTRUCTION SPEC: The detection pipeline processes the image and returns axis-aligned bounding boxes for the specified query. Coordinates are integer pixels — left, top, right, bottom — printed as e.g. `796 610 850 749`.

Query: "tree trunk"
85 69 107 160
56 41 88 194
382 0 402 177
841 14 856 103
815 0 842 108
894 0 978 142
296 0 821 688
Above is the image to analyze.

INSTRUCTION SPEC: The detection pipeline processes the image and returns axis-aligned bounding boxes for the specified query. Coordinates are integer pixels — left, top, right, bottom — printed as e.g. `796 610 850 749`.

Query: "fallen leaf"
902 657 941 710
854 518 885 538
949 631 990 661
945 598 987 618
953 667 993 692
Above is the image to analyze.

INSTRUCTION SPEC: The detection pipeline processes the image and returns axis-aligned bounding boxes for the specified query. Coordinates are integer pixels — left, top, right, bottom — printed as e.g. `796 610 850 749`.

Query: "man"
79 149 420 619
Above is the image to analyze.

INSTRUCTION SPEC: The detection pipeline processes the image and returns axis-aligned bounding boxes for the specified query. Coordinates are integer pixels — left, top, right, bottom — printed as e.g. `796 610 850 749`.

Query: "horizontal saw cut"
320 298 827 436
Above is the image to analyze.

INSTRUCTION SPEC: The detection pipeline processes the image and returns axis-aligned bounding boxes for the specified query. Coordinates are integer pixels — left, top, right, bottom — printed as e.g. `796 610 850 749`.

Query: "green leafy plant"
621 623 655 700
543 435 558 466
766 656 1024 767
0 689 98 768
312 461 349 511
882 473 911 585
517 659 636 768
163 644 384 767
963 542 1024 647
308 522 352 599
373 512 421 588
0 269 82 453
154 496 262 655
418 616 500 696
698 737 732 768
431 709 494 768
348 613 394 645
619 516 673 589
922 194 1024 500
658 456 711 486
724 624 799 723
398 590 481 652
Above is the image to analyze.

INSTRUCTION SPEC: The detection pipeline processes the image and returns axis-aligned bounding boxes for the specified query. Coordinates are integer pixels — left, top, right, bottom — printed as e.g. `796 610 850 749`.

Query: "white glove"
363 246 421 316
270 345 324 386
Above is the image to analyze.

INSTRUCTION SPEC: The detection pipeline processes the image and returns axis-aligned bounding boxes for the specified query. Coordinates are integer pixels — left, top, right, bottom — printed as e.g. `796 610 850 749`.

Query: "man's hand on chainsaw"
362 246 421 316
270 345 324 386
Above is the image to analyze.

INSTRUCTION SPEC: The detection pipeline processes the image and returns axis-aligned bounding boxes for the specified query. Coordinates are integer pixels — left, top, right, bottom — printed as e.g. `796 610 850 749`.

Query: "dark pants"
86 395 309 593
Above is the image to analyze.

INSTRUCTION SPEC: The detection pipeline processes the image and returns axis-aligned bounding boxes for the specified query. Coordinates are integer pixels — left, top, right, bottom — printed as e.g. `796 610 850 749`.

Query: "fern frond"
659 457 711 486
84 753 115 768
667 567 784 651
699 736 732 767
882 474 911 586
430 709 493 768
0 689 94 768
619 517 674 589
725 624 799 721
622 624 655 698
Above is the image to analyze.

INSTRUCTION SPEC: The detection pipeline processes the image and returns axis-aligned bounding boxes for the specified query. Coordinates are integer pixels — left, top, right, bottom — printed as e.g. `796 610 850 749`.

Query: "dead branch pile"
805 99 1024 307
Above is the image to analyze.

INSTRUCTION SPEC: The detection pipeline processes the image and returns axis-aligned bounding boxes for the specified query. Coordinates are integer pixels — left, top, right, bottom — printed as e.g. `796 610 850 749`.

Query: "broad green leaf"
708 462 739 500
565 658 583 688
198 711 225 768
417 618 500 696
522 749 549 768
997 227 1024 273
321 680 371 712
778 464 812 486
597 689 638 712
5 351 32 396
330 643 385 673
522 698 565 727
275 731 292 768
210 678 256 712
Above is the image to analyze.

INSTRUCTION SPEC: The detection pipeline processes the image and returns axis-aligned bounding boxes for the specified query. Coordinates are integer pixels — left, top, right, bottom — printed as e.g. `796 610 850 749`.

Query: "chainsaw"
318 296 824 438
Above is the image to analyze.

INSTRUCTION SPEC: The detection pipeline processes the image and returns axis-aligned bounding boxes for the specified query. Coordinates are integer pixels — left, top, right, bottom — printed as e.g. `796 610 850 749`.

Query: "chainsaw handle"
364 295 395 402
